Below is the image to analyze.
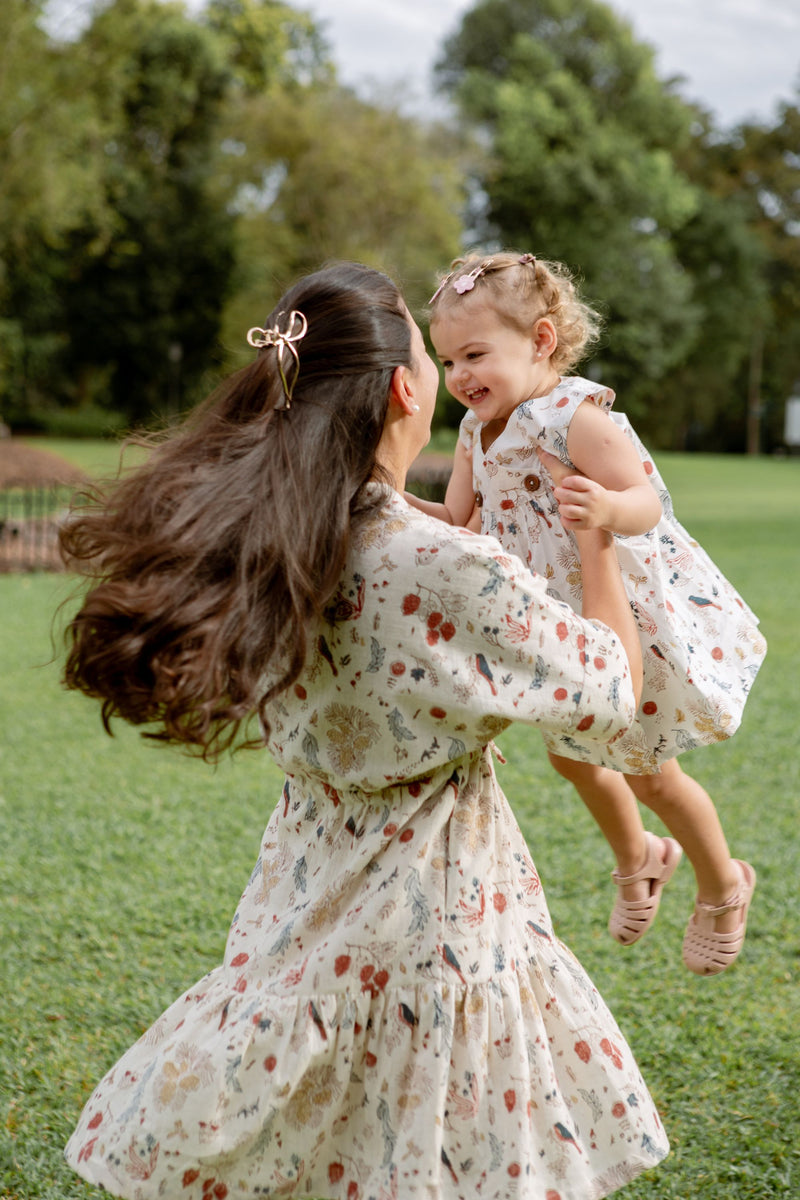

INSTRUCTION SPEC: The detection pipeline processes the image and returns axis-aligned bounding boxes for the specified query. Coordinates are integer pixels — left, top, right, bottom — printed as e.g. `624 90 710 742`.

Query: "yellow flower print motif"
324 703 379 773
154 1043 215 1110
307 876 353 931
619 745 659 775
556 544 582 599
452 783 493 854
284 1064 343 1129
691 703 734 742
356 514 406 550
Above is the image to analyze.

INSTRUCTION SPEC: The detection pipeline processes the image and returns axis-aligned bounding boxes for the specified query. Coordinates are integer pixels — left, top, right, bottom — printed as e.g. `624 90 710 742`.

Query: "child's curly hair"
429 251 602 374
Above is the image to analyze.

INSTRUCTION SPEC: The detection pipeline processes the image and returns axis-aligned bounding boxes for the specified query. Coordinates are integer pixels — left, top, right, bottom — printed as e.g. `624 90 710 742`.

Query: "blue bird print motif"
688 594 722 610
440 943 467 984
553 1121 581 1151
475 653 497 695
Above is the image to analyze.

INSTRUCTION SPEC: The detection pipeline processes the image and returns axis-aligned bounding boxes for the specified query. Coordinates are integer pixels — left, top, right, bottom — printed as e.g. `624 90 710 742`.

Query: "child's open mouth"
466 387 488 403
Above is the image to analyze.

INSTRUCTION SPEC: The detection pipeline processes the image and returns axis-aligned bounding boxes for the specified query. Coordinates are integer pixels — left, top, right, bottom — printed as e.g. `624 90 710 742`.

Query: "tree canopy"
434 0 783 446
0 0 797 451
1 0 462 429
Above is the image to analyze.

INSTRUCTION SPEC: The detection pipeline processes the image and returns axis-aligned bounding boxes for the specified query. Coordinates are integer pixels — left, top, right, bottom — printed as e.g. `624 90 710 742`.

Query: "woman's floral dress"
461 378 767 774
66 491 669 1200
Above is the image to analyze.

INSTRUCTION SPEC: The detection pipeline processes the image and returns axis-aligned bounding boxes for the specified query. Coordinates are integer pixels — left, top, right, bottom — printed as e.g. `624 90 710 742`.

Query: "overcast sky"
301 0 800 128
43 0 800 129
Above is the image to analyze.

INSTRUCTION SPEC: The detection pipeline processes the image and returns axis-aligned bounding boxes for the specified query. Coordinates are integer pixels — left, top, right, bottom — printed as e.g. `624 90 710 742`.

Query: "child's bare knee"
627 761 682 809
548 752 597 786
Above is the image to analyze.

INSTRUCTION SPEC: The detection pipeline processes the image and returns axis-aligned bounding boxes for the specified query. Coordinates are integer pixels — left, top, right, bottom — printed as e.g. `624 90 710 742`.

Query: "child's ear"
533 318 558 359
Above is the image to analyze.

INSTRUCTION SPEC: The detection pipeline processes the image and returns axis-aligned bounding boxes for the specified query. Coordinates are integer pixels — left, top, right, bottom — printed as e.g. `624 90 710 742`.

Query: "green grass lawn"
2 447 799 1198
24 436 150 480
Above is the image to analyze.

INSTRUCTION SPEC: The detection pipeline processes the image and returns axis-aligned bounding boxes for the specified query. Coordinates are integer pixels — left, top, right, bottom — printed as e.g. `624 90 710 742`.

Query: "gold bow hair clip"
246 309 309 409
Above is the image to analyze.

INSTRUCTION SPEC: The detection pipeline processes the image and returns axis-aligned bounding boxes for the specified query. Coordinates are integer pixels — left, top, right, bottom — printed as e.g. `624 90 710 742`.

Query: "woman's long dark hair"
60 262 413 759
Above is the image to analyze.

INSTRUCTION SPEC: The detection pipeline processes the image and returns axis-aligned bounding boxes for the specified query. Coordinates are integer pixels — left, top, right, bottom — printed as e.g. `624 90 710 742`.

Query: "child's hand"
536 447 610 532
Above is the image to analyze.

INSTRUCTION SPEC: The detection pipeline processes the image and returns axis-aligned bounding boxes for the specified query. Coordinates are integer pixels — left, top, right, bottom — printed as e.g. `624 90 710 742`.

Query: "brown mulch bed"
0 442 448 571
0 441 87 572
0 440 87 488
407 451 451 486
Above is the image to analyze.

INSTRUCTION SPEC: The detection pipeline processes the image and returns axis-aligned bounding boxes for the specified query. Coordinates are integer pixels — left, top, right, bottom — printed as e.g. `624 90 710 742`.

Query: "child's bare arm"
463 504 482 533
561 401 662 536
404 441 477 527
403 492 455 522
444 442 479 526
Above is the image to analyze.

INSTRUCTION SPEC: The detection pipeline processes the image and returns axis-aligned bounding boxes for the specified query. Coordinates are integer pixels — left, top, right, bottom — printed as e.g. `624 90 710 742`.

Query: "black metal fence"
0 482 76 572
0 457 449 573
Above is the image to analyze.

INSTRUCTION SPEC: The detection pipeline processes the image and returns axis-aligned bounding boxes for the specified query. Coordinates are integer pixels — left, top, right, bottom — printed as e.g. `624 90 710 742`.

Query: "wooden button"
475 491 483 508
523 474 540 492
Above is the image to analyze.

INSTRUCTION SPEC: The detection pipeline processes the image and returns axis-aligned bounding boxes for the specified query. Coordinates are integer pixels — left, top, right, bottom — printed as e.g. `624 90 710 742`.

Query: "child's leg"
548 753 681 944
626 758 756 974
625 759 741 931
548 753 647 878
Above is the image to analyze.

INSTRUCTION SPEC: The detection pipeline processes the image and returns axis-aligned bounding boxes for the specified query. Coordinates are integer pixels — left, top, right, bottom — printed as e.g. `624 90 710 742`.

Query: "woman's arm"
539 448 643 704
404 440 477 527
573 526 643 705
559 401 662 536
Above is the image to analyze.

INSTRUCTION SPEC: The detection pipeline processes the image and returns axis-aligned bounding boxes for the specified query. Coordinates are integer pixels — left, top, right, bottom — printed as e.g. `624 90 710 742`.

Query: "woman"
63 262 668 1199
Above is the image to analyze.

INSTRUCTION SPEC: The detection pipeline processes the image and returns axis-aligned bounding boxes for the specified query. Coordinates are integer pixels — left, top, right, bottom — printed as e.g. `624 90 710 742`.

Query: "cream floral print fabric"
461 378 767 774
66 491 669 1200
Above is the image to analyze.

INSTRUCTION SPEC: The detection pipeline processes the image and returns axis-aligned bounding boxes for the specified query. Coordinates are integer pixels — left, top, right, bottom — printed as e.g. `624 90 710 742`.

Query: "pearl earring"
411 403 420 412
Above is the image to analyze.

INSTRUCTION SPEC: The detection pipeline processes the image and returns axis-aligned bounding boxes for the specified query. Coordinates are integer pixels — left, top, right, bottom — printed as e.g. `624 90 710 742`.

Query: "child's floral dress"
461 378 767 774
66 491 669 1200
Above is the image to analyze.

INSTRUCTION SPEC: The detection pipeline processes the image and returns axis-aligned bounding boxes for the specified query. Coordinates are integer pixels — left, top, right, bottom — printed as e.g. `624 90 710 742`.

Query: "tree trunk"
746 325 763 456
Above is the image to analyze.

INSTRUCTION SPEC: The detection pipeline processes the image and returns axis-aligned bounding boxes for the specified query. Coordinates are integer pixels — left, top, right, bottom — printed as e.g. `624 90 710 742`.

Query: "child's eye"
467 351 484 360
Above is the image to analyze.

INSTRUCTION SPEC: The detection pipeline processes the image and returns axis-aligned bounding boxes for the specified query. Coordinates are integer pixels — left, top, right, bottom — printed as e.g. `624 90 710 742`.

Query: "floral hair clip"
429 260 494 304
246 309 308 409
518 253 537 268
453 262 492 293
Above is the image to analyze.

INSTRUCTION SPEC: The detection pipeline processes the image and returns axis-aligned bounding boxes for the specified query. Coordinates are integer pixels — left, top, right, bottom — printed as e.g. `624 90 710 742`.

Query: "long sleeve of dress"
264 492 636 792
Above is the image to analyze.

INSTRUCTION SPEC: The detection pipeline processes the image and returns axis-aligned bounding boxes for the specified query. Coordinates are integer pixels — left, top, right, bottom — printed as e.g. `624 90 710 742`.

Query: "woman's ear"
533 318 558 360
389 364 419 415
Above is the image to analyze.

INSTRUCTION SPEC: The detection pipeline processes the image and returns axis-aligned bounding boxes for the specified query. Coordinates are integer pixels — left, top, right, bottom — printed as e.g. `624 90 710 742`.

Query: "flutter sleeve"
519 377 616 467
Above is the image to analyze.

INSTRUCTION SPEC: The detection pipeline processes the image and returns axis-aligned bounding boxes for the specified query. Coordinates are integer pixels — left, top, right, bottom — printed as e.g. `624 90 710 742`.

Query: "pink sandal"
609 832 683 945
682 860 756 976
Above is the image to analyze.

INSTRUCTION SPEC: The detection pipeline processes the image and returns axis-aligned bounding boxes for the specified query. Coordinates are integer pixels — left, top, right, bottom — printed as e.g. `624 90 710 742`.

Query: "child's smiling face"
431 302 559 426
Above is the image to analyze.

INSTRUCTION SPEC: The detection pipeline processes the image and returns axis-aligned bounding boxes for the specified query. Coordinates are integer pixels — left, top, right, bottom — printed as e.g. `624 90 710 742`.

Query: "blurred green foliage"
1 0 798 451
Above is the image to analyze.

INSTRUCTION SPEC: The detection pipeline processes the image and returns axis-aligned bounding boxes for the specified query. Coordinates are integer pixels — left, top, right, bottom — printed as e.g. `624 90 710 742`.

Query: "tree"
705 96 800 451
50 0 241 425
0 0 109 422
434 0 724 440
213 82 465 372
650 110 770 451
1 0 465 429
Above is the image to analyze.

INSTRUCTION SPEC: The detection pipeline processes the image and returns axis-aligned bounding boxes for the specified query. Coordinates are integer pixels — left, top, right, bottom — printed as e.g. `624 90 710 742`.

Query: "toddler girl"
410 251 766 975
